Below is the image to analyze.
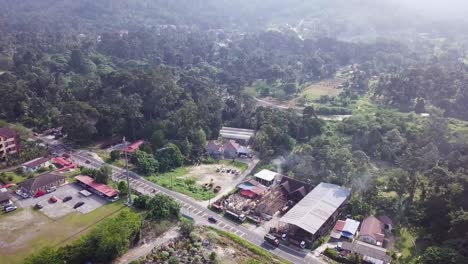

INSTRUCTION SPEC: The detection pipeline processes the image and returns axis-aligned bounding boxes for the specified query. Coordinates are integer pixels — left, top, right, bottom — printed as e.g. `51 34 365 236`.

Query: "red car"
49 196 58 203
34 190 46 198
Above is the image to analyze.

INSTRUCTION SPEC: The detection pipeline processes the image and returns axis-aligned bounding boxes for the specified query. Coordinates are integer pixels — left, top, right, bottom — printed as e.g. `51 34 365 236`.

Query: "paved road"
68 149 322 264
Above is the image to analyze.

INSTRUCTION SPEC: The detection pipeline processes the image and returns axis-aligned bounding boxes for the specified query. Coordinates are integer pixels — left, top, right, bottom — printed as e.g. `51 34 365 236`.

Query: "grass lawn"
0 170 27 184
147 167 216 201
210 227 291 264
96 150 129 169
396 228 420 261
300 79 343 101
0 201 128 264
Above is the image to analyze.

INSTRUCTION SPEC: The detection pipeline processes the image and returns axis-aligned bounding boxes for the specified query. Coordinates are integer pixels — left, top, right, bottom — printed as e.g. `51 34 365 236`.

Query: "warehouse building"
279 182 350 244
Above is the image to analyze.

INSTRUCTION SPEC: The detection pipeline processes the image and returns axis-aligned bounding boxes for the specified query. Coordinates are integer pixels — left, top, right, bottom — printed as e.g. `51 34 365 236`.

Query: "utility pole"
123 137 133 205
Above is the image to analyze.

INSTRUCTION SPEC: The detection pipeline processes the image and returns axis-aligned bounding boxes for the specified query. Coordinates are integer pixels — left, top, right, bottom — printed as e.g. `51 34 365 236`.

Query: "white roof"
281 182 350 235
220 127 255 141
254 169 277 182
343 219 361 235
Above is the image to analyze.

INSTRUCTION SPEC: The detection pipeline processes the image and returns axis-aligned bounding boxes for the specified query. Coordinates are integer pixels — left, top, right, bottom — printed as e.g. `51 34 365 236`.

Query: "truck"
264 233 280 247
225 210 246 223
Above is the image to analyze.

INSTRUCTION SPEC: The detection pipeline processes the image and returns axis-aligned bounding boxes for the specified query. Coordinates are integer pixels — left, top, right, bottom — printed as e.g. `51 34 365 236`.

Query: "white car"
46 186 57 193
4 206 17 213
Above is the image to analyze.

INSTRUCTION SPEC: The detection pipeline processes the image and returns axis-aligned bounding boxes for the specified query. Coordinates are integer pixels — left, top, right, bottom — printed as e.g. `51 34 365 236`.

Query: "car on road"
34 190 46 198
63 196 72 202
208 216 218 223
49 196 58 203
35 203 43 210
73 201 85 209
46 186 57 193
4 205 17 213
264 233 280 247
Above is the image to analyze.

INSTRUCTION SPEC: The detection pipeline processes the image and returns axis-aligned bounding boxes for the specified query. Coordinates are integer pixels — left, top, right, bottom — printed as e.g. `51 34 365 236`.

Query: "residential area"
0 122 405 264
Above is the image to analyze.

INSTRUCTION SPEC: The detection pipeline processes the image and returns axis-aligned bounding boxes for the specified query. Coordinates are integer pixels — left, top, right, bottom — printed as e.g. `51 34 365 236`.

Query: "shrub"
169 256 179 264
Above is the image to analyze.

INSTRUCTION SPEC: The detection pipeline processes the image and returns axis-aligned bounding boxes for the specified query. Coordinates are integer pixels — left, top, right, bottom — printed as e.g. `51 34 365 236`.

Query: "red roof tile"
360 215 385 243
333 220 346 232
75 175 119 197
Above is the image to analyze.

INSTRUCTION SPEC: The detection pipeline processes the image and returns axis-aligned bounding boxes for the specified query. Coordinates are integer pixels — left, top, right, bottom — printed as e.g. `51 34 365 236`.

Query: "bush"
110 150 121 161
180 218 195 238
169 256 179 264
7 175 14 181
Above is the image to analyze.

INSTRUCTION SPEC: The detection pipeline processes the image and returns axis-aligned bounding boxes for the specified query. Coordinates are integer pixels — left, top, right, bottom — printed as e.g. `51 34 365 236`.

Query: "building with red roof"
121 140 144 153
359 215 386 247
52 157 72 167
75 175 119 201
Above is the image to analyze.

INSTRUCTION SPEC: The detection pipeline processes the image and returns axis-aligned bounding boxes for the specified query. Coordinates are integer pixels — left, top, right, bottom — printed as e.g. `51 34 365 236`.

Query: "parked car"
4 206 17 213
73 202 85 209
49 196 58 203
226 169 231 173
34 190 46 198
85 160 91 164
35 203 43 209
46 186 57 193
208 216 218 224
213 186 221 193
63 196 72 202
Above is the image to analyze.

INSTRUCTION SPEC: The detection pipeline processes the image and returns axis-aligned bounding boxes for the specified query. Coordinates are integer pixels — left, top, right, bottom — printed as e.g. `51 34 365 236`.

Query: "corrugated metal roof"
254 169 277 182
280 182 350 235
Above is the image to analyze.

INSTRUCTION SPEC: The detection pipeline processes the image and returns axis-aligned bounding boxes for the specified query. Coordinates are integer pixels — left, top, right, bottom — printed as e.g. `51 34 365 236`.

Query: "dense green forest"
1 1 468 263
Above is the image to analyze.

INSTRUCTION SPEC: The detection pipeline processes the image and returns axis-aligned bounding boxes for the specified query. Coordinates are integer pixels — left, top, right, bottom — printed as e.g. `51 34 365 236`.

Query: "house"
52 157 72 168
341 240 392 264
0 188 12 206
359 215 386 247
238 179 266 198
206 140 223 158
21 157 51 173
223 140 240 159
18 173 66 196
121 140 144 154
0 127 19 161
280 183 351 243
207 139 251 159
219 127 255 145
254 169 278 186
331 218 361 240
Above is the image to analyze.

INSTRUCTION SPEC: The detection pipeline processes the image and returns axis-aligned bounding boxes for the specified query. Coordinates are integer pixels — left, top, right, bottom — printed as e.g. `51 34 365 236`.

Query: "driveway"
15 183 108 217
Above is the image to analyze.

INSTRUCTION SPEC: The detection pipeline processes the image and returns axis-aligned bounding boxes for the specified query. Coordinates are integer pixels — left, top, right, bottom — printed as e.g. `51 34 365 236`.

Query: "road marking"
197 211 203 216
219 223 225 228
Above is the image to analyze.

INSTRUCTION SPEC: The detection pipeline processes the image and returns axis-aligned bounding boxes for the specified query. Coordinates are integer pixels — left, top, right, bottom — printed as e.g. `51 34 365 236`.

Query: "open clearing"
299 78 344 100
148 162 247 201
0 201 127 264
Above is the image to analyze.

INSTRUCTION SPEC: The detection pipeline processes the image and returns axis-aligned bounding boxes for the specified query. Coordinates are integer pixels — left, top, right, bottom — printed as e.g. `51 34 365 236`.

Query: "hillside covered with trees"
1 1 468 263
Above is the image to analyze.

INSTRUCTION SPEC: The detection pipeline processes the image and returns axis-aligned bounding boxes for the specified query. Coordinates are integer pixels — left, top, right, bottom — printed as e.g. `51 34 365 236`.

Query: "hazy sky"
389 0 468 20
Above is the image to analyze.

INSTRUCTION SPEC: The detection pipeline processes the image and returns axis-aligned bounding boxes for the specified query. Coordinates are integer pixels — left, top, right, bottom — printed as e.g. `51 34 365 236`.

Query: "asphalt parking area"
15 183 109 217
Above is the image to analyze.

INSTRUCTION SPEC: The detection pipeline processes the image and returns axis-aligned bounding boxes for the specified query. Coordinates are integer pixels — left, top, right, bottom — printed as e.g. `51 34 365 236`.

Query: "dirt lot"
0 200 126 264
178 164 242 193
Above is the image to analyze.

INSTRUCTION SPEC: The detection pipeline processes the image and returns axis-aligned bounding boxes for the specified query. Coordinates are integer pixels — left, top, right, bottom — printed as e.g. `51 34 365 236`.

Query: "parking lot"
15 183 108 217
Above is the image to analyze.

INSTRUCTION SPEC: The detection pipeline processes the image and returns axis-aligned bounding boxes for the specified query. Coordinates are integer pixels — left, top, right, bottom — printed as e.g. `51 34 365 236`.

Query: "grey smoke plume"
271 156 286 174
